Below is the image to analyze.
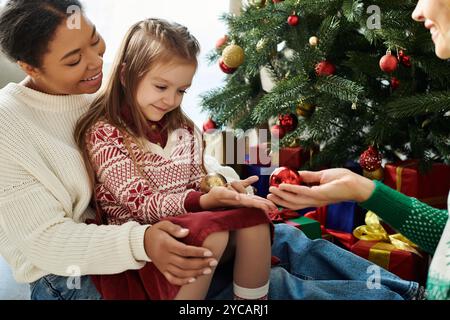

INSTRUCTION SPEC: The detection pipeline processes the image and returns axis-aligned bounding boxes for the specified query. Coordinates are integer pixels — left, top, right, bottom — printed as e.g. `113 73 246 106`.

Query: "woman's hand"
200 186 277 213
143 221 218 286
267 168 375 210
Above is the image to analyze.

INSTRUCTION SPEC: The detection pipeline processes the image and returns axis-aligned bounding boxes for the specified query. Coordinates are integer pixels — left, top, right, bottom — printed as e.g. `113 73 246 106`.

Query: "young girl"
75 18 276 300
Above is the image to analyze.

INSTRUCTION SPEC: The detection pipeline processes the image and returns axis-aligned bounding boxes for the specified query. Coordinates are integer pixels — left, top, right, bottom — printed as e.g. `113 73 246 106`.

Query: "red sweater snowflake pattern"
86 120 205 225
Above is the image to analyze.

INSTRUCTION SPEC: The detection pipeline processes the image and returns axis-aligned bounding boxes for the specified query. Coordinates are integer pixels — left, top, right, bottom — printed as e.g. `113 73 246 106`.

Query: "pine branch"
316 75 365 102
386 92 450 118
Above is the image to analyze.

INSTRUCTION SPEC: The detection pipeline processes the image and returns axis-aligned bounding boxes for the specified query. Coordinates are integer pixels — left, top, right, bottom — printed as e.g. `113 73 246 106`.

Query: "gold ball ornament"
363 168 384 181
247 0 266 8
200 173 228 193
296 102 315 117
222 44 245 69
309 36 319 47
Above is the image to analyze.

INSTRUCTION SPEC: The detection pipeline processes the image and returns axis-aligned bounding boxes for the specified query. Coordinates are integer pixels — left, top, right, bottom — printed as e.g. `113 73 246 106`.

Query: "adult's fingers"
267 194 298 210
166 263 213 279
297 171 323 184
163 271 196 286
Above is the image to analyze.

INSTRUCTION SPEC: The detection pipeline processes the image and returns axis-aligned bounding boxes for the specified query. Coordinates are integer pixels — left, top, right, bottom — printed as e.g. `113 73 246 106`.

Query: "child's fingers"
241 175 259 187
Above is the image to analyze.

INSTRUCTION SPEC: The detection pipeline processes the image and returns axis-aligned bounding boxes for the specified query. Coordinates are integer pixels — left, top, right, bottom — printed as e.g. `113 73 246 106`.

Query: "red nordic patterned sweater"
86 119 205 226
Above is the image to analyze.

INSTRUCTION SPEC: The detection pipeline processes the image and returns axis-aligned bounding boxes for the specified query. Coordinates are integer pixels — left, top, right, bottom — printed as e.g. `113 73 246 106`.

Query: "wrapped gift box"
286 216 322 240
304 207 358 249
247 143 312 170
351 240 428 284
326 201 366 233
384 160 450 209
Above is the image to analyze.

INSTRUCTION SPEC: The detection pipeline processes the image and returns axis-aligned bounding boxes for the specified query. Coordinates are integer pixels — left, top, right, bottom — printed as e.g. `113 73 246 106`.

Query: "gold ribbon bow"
353 211 422 258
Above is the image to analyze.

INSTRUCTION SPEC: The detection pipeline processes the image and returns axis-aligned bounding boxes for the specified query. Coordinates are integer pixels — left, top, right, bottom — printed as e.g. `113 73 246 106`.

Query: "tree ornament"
296 102 315 118
390 77 400 90
379 51 398 73
200 173 228 193
315 60 336 76
215 35 229 50
247 0 266 8
279 113 298 132
359 146 382 172
309 36 319 47
219 59 237 74
256 38 268 52
203 118 217 132
270 124 286 139
398 50 412 68
351 102 357 110
272 0 284 3
222 44 245 68
287 14 300 26
269 167 303 188
363 168 384 181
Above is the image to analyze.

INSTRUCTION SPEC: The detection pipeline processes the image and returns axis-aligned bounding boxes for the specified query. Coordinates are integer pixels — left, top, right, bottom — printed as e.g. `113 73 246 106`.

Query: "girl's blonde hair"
75 18 201 189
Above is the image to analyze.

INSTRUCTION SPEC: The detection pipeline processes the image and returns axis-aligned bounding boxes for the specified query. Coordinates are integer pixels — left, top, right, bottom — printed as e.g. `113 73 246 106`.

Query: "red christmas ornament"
315 60 336 76
215 35 228 50
203 118 217 132
270 167 303 188
390 77 400 90
287 14 299 26
401 55 411 68
279 113 298 132
379 53 398 73
270 124 286 139
219 59 237 74
359 146 382 172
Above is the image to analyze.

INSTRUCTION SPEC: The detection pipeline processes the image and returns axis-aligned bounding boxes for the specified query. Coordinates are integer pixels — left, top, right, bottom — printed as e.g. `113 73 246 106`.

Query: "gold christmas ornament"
309 36 319 47
256 38 268 52
222 44 245 68
247 0 266 8
296 102 315 117
200 173 228 193
363 168 384 181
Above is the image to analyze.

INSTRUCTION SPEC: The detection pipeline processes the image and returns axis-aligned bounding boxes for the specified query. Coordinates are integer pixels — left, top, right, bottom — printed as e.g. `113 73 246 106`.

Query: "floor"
0 256 30 300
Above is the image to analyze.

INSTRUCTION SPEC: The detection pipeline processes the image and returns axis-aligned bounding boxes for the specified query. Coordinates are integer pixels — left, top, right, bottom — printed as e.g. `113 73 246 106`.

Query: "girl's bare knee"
202 231 229 260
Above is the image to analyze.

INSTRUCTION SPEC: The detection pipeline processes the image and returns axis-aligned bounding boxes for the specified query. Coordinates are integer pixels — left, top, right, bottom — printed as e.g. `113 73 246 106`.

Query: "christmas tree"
200 0 450 173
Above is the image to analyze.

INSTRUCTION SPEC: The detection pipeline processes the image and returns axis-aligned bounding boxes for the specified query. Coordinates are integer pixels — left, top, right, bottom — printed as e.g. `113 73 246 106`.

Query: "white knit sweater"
0 83 150 284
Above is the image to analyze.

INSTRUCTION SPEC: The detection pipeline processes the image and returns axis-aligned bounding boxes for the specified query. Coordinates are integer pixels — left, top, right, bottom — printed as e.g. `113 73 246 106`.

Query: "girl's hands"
143 221 218 286
226 175 259 194
200 186 277 213
267 168 375 210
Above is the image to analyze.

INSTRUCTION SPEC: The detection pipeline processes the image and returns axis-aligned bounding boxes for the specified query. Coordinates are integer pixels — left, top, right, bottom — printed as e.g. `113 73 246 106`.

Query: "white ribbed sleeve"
0 83 150 283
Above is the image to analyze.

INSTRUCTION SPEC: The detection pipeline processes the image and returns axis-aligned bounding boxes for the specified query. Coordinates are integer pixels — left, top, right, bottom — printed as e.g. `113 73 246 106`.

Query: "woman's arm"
360 180 448 254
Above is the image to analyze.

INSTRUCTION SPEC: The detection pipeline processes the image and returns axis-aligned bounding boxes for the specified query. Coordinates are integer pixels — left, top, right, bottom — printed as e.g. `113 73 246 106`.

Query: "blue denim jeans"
30 224 419 300
30 274 101 300
206 224 419 300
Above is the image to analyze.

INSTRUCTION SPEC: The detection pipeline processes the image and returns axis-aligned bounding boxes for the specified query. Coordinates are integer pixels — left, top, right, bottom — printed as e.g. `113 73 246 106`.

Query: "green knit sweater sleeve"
359 180 448 255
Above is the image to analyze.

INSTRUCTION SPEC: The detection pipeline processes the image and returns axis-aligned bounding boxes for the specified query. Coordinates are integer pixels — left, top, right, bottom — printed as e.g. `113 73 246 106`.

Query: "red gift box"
351 240 428 284
304 207 358 249
384 160 450 209
247 143 312 169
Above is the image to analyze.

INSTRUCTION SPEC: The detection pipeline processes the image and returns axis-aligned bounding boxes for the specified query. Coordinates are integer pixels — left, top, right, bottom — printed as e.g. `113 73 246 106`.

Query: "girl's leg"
175 231 229 300
233 223 271 300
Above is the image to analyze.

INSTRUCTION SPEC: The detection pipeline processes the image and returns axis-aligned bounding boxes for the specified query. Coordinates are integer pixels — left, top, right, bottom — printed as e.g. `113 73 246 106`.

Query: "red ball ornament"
359 146 382 172
315 60 336 76
215 35 229 50
270 167 303 188
203 118 217 132
379 53 398 73
287 14 299 26
390 77 400 90
401 55 411 68
219 59 237 74
270 124 286 139
279 113 298 132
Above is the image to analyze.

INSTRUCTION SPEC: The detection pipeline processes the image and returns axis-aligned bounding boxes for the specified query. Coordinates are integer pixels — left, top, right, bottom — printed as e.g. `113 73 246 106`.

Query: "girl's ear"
18 61 41 79
120 63 126 87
